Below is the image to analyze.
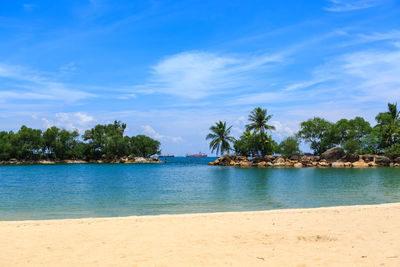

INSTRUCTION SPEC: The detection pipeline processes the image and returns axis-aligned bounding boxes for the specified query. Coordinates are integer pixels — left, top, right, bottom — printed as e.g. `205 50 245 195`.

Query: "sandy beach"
1 203 400 266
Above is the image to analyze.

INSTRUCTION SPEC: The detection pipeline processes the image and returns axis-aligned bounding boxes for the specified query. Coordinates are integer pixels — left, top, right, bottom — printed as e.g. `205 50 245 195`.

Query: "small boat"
186 152 207 158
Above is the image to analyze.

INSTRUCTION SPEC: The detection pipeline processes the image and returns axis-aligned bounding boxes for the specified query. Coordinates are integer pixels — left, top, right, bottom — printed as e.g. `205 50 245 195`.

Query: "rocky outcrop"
209 150 399 168
321 147 345 162
0 157 162 165
375 156 390 166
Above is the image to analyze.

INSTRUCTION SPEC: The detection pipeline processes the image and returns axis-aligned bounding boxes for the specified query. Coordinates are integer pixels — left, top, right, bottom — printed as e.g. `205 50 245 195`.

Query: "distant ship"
186 152 207 158
158 154 175 158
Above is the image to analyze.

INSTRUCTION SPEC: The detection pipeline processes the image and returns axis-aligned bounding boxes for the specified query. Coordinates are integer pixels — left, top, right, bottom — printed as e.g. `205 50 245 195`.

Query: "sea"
0 157 399 220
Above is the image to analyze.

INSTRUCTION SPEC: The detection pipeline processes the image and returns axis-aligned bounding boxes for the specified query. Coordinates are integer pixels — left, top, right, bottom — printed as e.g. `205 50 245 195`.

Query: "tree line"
206 103 400 159
0 121 160 161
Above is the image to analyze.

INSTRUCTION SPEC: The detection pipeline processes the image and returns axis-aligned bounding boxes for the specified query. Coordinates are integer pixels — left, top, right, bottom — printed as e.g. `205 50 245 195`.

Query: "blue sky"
1 0 400 155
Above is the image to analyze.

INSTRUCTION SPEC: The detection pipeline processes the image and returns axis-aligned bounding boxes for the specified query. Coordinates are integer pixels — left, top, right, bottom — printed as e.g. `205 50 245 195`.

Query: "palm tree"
246 107 275 156
385 103 400 146
206 121 235 155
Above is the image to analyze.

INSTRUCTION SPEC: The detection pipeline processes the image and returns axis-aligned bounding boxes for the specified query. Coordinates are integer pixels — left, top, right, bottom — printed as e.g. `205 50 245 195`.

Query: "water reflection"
0 162 400 220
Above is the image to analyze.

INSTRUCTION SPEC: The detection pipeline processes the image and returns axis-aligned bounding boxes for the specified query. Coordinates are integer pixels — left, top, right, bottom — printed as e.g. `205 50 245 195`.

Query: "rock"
345 154 359 163
368 162 377 167
252 157 264 163
207 162 214 165
293 162 303 168
300 156 311 163
38 160 55 164
235 156 248 162
257 161 267 167
273 162 285 167
394 163 400 167
290 155 300 161
352 161 369 168
394 157 400 164
230 160 236 166
275 157 285 163
264 155 275 162
321 147 345 162
240 161 251 168
318 162 330 167
362 154 374 163
375 156 391 166
285 161 294 167
332 162 345 168
266 162 274 167
344 162 352 167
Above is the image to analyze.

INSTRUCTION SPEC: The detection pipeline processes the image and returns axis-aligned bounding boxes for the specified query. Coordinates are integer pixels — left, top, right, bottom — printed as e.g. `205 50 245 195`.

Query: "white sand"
1 203 400 266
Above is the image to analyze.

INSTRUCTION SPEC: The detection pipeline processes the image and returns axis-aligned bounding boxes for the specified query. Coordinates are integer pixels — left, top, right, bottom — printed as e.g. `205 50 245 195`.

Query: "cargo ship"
186 152 207 158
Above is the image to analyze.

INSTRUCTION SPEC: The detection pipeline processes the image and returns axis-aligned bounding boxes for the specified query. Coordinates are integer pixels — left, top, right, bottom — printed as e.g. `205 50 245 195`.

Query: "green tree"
335 117 372 154
206 121 235 155
245 107 275 156
296 117 337 155
278 136 301 158
129 135 160 158
234 131 277 157
375 103 400 148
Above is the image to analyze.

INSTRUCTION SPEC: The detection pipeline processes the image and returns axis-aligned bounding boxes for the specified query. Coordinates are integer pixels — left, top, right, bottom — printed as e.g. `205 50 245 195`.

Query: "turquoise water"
0 157 400 220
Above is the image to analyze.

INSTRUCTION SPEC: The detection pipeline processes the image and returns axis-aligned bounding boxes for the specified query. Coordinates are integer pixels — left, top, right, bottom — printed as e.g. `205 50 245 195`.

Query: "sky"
1 0 400 155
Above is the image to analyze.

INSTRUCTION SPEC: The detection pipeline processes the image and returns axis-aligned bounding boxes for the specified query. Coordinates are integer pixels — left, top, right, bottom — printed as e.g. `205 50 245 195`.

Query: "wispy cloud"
0 63 95 103
324 0 383 12
141 125 183 143
133 51 283 99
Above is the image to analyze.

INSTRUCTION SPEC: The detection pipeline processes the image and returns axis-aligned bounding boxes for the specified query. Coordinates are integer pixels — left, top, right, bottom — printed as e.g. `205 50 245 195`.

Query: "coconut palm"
384 103 400 146
206 121 235 155
245 107 275 156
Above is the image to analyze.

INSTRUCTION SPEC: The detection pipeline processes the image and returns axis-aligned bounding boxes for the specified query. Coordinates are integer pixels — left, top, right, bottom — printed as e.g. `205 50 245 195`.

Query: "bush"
278 137 301 158
385 144 400 159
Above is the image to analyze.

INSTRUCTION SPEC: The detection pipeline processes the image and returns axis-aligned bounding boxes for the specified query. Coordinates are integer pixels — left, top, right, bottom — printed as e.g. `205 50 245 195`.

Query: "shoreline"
2 203 400 266
1 202 399 223
0 157 163 165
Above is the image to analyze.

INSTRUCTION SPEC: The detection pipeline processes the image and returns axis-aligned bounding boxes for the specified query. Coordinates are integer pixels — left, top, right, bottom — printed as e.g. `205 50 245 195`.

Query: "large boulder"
257 161 267 167
274 157 285 164
293 162 303 168
240 161 251 168
344 154 359 163
393 157 400 164
321 147 345 162
290 155 300 161
264 155 275 162
361 154 374 163
375 156 390 166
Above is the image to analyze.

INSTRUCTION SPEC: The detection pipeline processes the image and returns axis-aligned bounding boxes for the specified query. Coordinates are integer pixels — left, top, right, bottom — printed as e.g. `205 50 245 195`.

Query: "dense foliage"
206 107 277 156
278 137 301 158
297 103 400 157
207 103 400 159
0 121 160 161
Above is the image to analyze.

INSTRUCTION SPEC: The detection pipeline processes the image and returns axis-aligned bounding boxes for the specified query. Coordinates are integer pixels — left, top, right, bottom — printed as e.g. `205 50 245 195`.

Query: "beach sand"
1 203 400 266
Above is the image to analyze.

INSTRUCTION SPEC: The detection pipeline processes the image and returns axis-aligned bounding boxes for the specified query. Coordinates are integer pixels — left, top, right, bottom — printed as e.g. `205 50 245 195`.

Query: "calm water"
0 157 400 220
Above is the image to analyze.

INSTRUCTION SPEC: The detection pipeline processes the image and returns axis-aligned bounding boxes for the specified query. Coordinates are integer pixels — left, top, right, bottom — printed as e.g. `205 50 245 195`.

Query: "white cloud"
133 51 283 99
41 112 95 133
141 125 183 143
270 121 295 139
324 0 383 12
